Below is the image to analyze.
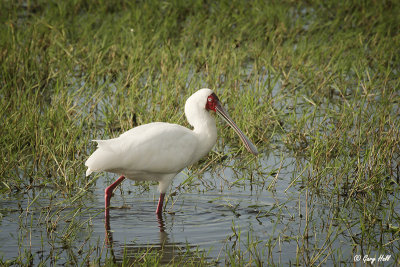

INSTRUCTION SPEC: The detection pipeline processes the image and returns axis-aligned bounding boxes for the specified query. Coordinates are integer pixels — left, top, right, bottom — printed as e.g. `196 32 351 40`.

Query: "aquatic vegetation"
1 0 399 265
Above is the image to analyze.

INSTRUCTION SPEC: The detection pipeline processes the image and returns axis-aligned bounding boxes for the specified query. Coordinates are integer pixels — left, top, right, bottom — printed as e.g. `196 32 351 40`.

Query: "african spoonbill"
85 88 258 221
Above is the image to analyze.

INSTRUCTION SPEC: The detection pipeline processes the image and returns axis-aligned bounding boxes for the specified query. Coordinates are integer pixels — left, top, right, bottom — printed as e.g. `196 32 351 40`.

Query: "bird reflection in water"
105 211 166 244
104 213 169 264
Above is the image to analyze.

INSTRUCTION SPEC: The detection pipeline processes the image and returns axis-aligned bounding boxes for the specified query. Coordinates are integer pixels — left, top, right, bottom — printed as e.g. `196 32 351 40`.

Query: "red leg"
156 212 165 232
155 193 165 214
105 175 126 219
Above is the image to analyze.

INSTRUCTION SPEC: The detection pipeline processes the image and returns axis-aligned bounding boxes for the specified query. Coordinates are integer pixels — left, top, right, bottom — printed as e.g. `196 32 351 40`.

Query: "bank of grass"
1 0 400 265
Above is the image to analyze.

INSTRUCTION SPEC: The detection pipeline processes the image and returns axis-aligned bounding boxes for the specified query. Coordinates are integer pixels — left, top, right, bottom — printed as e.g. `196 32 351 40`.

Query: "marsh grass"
1 0 400 265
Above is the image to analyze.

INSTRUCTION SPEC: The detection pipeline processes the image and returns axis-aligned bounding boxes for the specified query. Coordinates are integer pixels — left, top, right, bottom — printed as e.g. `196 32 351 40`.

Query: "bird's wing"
85 122 199 175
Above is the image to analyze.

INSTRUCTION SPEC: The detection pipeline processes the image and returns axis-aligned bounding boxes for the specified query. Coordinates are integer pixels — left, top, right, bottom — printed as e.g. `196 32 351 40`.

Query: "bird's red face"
204 92 258 156
205 93 220 112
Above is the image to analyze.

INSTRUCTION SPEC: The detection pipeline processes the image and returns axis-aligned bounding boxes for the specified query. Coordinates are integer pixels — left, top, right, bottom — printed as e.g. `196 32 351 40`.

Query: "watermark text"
353 254 391 264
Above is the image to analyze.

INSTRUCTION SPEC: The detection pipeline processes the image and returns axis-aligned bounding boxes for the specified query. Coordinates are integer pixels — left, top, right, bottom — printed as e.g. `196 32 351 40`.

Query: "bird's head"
185 88 258 156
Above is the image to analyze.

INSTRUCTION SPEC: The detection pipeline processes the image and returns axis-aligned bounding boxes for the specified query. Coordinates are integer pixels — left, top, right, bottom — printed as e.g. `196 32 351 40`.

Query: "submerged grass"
1 0 400 265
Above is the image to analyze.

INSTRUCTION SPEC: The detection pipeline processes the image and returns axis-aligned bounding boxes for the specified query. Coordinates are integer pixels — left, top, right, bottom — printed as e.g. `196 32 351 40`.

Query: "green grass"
1 0 400 265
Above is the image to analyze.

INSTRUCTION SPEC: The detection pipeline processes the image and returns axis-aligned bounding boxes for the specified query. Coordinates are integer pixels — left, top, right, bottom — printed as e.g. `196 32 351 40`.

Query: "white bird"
85 88 258 220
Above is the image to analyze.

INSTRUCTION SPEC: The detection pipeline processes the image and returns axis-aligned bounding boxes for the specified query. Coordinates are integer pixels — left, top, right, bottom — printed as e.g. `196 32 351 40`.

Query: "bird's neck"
192 114 218 160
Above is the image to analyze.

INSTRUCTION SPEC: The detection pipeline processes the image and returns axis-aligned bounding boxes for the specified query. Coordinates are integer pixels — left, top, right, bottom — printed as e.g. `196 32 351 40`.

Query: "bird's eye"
208 97 212 102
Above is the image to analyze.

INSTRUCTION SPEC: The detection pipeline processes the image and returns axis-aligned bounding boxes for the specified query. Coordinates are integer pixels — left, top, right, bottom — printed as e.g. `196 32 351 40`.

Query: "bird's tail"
85 139 116 177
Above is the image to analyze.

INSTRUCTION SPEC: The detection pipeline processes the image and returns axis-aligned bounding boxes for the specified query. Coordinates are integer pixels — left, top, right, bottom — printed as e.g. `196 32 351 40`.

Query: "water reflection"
104 212 202 265
105 212 166 243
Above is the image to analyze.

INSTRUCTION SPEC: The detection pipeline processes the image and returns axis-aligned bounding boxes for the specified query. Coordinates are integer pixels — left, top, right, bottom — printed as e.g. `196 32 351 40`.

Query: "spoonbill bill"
85 88 258 220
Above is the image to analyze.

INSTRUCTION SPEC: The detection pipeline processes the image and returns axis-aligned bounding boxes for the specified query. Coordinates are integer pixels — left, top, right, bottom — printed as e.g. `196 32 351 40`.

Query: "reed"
1 0 399 265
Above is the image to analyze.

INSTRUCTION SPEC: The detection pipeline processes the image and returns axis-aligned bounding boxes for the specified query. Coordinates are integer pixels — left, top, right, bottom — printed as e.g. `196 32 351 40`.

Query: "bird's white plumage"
85 88 218 193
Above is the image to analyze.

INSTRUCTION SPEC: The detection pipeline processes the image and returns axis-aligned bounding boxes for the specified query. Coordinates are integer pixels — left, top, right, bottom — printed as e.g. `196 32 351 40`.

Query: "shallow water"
0 152 398 265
